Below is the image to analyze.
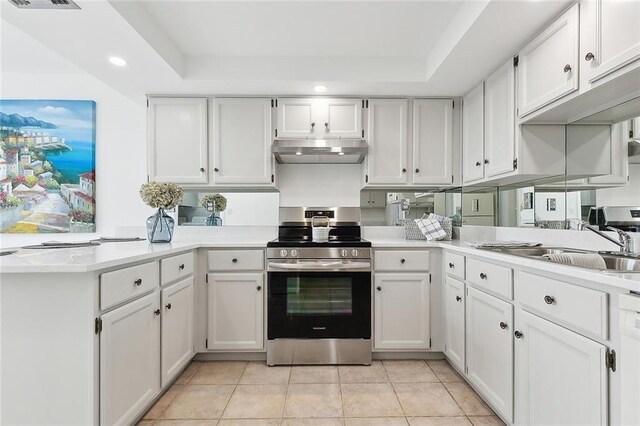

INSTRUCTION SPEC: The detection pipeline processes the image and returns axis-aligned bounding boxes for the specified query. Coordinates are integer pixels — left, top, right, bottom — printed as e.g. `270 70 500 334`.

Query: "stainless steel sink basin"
478 246 640 273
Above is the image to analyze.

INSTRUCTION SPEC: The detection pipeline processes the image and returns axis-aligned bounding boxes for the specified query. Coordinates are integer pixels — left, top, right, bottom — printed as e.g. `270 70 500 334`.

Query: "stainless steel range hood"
272 139 368 164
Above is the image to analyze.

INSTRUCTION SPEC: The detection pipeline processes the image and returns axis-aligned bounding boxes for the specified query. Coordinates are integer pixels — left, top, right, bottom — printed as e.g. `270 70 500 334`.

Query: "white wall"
277 164 362 207
0 72 149 239
596 164 640 206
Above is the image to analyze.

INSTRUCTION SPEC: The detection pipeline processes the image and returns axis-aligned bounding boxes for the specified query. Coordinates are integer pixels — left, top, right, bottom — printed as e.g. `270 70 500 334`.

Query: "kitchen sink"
478 246 640 273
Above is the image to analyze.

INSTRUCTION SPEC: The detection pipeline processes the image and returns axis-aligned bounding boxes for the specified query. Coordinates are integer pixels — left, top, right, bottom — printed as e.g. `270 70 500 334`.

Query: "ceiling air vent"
7 0 80 9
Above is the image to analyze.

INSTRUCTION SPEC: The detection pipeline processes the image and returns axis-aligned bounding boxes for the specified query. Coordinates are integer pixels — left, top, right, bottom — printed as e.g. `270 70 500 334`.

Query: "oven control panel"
268 248 371 259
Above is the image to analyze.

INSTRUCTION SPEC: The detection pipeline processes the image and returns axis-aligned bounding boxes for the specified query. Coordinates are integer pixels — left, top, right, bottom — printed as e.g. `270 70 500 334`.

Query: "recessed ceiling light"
296 152 302 156
313 85 327 93
108 56 127 67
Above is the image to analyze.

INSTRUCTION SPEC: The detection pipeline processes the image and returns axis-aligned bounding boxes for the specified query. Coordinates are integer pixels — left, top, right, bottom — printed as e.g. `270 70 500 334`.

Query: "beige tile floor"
139 359 505 426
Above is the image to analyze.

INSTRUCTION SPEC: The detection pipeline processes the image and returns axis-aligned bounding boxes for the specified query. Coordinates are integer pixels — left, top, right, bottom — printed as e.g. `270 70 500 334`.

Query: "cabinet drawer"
208 250 264 271
467 258 512 299
161 252 194 285
374 250 430 272
101 261 159 310
445 252 465 280
516 271 608 338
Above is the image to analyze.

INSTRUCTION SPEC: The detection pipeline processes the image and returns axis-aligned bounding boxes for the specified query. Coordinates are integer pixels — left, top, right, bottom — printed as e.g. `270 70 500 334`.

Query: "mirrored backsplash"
177 192 279 227
360 190 462 226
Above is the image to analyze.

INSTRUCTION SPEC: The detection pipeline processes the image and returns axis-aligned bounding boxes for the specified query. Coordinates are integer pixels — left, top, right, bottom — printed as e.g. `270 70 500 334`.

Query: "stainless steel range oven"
266 208 372 365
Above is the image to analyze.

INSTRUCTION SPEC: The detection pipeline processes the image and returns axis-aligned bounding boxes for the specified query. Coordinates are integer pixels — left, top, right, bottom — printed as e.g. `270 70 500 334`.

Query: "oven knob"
351 249 358 257
341 249 348 257
290 249 299 258
280 249 288 257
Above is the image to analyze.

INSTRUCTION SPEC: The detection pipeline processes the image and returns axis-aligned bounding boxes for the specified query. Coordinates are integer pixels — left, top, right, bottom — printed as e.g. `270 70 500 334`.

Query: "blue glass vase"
146 208 175 243
206 212 222 226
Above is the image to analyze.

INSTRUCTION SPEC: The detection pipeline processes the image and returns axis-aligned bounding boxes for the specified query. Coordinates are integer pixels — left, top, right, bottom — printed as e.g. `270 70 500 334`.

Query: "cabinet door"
207 273 264 350
100 292 160 426
484 61 516 178
466 286 513 422
412 99 454 185
148 98 208 184
366 99 409 185
444 277 465 372
462 84 485 183
324 98 362 138
581 0 640 85
212 98 273 184
277 98 315 138
374 273 430 350
161 277 194 387
517 4 579 117
514 310 607 426
588 120 629 185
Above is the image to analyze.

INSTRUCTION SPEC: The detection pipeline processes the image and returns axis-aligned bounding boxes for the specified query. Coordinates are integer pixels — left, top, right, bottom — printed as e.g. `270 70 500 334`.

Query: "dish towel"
415 218 447 241
469 241 542 248
543 253 607 269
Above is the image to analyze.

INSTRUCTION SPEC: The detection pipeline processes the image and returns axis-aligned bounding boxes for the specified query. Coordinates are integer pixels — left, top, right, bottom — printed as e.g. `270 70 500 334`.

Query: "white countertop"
1 235 638 292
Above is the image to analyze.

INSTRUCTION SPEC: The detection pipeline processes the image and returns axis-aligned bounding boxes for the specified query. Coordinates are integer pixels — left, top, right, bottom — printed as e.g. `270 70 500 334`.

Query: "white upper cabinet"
276 98 362 139
148 98 208 184
465 286 514 423
517 4 579 117
366 99 409 185
412 99 454 185
212 98 273 185
462 84 485 184
580 0 640 86
484 61 516 178
514 310 607 426
444 276 465 372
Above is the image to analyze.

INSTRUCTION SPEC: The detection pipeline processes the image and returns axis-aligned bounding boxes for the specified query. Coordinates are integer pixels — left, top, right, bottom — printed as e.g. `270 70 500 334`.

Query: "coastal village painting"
0 100 96 233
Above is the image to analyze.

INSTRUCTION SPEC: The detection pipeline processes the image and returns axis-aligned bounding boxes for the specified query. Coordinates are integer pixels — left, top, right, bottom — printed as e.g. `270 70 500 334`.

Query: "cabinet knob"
232 258 238 263
484 159 489 164
256 285 262 291
311 122 316 130
324 122 329 130
200 167 205 173
475 161 481 167
500 321 508 329
415 168 420 173
134 278 142 287
214 168 219 172
179 264 185 270
166 303 172 310
544 295 555 305
400 258 406 264
376 286 382 291
154 309 161 316
514 330 523 339
402 168 407 173
479 272 487 280
585 52 595 61
563 64 572 73
456 296 462 302
448 262 454 268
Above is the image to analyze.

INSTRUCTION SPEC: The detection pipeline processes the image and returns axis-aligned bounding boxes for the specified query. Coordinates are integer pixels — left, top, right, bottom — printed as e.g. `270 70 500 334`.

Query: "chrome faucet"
580 222 634 254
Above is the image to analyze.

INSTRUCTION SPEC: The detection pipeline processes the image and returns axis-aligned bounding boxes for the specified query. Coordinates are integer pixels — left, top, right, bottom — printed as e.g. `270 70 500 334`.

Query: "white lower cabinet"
100 292 161 426
207 273 264 350
374 273 430 350
161 277 195 387
444 276 465 372
465 286 513 423
514 309 607 426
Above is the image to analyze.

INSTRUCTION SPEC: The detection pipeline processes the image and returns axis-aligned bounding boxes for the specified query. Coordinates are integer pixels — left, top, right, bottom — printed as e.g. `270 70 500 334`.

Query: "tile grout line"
154 361 202 421
279 365 293 422
218 361 248 422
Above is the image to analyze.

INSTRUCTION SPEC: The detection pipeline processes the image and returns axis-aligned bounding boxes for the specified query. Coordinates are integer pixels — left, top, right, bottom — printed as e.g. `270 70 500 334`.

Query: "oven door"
267 260 371 339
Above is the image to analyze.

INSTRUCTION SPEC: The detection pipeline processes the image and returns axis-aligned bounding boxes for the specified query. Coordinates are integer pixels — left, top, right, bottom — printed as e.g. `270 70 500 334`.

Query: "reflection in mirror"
177 192 279 226
360 189 461 226
461 187 497 226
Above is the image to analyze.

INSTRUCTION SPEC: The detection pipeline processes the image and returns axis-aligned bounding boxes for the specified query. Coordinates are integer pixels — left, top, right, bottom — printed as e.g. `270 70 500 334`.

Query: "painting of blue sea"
0 100 96 233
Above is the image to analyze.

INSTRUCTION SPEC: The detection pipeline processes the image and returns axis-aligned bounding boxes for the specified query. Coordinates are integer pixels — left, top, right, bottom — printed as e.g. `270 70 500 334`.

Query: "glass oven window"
286 277 353 316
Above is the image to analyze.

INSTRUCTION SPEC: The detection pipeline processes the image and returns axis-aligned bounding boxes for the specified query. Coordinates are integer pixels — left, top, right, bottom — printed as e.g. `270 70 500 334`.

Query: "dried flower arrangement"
200 193 227 213
139 182 184 210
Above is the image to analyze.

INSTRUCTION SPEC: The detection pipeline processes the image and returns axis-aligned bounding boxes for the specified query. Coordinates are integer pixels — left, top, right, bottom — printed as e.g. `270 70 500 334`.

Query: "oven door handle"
268 260 371 271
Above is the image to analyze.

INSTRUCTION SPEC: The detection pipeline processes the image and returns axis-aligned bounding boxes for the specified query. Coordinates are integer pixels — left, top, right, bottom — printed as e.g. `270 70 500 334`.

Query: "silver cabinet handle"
585 52 595 61
544 295 555 305
134 278 142 287
564 64 572 73
500 321 508 329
